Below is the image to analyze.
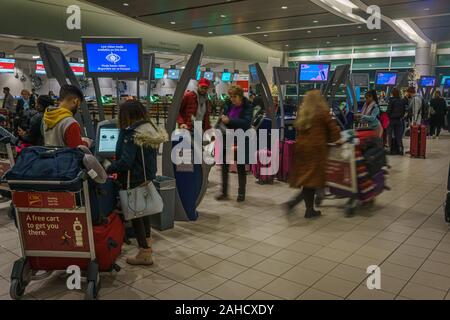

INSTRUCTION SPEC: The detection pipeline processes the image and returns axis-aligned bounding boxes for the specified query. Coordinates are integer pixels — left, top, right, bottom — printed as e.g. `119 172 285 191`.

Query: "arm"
64 122 88 148
228 105 253 130
107 137 137 174
362 106 380 123
177 94 188 127
324 110 341 143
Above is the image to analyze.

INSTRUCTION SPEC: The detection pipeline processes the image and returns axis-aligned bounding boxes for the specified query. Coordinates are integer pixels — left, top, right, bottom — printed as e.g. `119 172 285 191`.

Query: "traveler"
177 78 211 131
30 88 38 109
104 100 168 266
387 88 408 155
286 90 341 218
406 87 425 124
2 87 15 114
429 90 447 139
48 91 57 102
43 84 92 148
18 95 54 146
357 90 382 137
215 85 253 203
14 89 32 133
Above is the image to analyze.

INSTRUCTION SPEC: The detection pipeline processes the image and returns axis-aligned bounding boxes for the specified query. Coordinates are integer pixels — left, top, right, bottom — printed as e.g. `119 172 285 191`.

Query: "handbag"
119 146 163 221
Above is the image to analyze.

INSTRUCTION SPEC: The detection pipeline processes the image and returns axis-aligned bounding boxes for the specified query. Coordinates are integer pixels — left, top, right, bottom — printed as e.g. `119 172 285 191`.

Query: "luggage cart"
4 171 101 300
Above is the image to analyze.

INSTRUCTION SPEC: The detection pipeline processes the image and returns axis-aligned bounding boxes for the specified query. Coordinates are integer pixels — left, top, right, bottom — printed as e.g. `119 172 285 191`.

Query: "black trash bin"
151 176 176 231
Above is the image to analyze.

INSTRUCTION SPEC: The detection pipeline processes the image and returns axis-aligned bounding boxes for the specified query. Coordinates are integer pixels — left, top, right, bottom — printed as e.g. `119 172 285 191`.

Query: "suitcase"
363 146 386 177
410 124 427 158
89 179 119 225
251 149 275 184
27 212 124 272
93 212 125 272
278 140 295 182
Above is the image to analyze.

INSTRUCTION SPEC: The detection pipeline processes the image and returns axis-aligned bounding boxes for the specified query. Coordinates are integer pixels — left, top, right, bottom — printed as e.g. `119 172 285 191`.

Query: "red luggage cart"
4 171 102 300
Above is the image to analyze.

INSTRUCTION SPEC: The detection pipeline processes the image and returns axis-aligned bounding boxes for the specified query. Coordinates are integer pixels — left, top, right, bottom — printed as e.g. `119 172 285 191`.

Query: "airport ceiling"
85 0 450 51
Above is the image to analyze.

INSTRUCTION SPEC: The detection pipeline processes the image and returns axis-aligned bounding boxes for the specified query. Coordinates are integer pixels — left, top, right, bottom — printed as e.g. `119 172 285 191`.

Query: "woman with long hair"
358 89 382 137
286 90 341 218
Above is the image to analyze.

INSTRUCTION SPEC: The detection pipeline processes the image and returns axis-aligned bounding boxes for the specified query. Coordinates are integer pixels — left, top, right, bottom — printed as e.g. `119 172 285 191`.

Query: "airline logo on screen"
106 53 121 64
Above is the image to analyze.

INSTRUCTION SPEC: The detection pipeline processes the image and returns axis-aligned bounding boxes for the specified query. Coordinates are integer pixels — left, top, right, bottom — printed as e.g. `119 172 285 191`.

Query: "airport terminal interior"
0 0 450 301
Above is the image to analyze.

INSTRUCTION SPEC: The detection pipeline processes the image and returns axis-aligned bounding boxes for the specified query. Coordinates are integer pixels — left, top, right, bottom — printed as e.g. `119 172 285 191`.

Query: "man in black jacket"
18 95 53 146
430 90 447 139
387 88 408 155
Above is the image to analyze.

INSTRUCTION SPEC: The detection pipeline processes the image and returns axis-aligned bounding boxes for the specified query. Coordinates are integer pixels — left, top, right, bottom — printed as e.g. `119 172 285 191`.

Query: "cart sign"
13 191 76 209
326 159 352 189
19 211 90 252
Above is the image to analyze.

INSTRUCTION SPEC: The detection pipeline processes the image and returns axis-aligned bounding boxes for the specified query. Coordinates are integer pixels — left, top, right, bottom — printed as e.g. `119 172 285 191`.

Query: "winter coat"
177 90 211 131
107 120 168 189
22 112 44 146
387 97 407 120
289 108 341 189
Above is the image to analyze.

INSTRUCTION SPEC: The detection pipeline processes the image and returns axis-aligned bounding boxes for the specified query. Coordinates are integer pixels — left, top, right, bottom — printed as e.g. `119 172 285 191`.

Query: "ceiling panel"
362 0 450 19
413 15 450 42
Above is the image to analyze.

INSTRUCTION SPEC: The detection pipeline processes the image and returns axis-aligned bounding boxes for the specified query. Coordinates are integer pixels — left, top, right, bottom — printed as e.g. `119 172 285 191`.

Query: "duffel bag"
6 146 85 191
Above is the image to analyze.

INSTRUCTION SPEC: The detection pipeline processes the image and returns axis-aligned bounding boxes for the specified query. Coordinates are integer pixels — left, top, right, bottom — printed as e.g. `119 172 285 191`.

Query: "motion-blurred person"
387 88 408 155
357 90 382 137
406 87 425 124
105 100 168 265
429 90 447 139
216 85 253 202
18 95 54 146
13 89 32 133
2 87 15 115
30 88 38 108
286 90 341 218
177 78 211 131
43 85 91 148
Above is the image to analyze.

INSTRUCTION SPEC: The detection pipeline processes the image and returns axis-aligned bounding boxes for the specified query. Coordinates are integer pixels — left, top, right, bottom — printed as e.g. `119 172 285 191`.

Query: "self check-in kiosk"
273 67 298 141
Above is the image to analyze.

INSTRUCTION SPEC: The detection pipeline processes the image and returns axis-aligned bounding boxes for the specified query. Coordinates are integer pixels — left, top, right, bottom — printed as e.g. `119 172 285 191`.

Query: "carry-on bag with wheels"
278 140 295 182
251 149 275 184
410 124 427 158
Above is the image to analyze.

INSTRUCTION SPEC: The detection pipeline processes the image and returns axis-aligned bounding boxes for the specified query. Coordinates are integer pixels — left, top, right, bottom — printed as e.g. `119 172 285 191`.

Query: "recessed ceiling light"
220 14 227 18
313 20 319 23
123 2 129 6
369 64 373 67
32 55 40 59
307 30 312 33
208 31 213 34
326 41 331 44
424 7 430 11
170 21 176 25
285 44 289 47
281 6 288 9
373 38 377 40
264 34 268 37
256 26 261 29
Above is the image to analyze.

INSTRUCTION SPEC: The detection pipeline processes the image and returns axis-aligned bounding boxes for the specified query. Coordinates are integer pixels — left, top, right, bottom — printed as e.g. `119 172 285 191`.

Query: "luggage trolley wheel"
9 258 32 300
85 260 100 300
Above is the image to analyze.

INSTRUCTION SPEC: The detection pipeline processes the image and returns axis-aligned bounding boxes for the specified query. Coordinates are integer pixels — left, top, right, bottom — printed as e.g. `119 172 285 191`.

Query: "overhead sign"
0 58 15 73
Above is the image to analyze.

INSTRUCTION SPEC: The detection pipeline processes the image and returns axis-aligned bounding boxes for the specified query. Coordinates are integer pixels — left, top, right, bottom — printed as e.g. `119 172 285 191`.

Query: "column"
415 42 433 77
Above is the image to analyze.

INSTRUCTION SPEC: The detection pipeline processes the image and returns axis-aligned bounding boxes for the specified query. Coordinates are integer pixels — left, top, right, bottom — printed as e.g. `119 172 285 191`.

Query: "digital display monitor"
196 66 202 80
233 73 239 82
444 78 450 88
299 62 331 83
154 67 165 79
167 69 181 80
203 71 214 81
249 64 259 84
222 72 232 82
375 71 398 86
0 58 15 73
351 73 369 87
440 75 450 86
419 76 436 88
98 127 120 153
36 60 46 75
82 37 143 78
69 62 85 76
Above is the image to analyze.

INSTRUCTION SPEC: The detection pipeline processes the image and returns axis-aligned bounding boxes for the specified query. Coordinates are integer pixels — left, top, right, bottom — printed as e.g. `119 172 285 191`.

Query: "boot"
126 248 153 266
215 193 229 201
304 208 321 219
237 193 245 202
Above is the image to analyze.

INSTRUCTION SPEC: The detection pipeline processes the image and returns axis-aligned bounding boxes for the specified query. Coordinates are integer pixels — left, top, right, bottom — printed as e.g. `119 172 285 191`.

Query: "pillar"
415 42 433 77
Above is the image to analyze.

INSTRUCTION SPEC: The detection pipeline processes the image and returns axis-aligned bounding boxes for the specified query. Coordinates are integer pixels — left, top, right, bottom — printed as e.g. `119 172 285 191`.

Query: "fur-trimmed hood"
131 121 169 149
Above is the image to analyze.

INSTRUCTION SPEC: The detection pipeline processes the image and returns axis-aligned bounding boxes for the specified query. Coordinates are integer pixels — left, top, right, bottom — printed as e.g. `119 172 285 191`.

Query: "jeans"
131 216 151 249
388 119 404 153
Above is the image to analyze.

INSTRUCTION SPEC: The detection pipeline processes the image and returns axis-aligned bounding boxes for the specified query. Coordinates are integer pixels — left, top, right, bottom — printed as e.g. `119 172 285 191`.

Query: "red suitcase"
410 124 427 158
251 149 275 184
278 140 295 182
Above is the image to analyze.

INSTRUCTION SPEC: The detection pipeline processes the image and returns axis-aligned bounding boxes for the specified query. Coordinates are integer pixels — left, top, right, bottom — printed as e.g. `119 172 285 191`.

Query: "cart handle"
1 170 87 186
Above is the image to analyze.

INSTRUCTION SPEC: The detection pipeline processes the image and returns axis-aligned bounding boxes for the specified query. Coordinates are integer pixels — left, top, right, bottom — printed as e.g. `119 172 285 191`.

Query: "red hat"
198 78 210 88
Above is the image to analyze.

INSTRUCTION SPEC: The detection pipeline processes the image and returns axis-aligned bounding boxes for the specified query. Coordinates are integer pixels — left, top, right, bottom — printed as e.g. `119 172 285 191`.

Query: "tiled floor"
0 133 449 300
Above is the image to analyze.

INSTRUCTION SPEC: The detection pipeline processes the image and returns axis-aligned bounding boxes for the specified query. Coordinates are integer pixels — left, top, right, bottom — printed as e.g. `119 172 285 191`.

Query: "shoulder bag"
120 146 163 221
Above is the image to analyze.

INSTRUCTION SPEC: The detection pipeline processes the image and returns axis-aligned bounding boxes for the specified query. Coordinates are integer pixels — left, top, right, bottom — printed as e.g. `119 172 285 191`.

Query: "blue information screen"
85 43 140 74
168 69 181 80
299 63 330 82
196 66 202 81
249 65 259 83
376 72 397 86
222 72 231 82
445 78 450 87
204 71 214 81
154 68 165 79
440 75 450 86
420 76 436 87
